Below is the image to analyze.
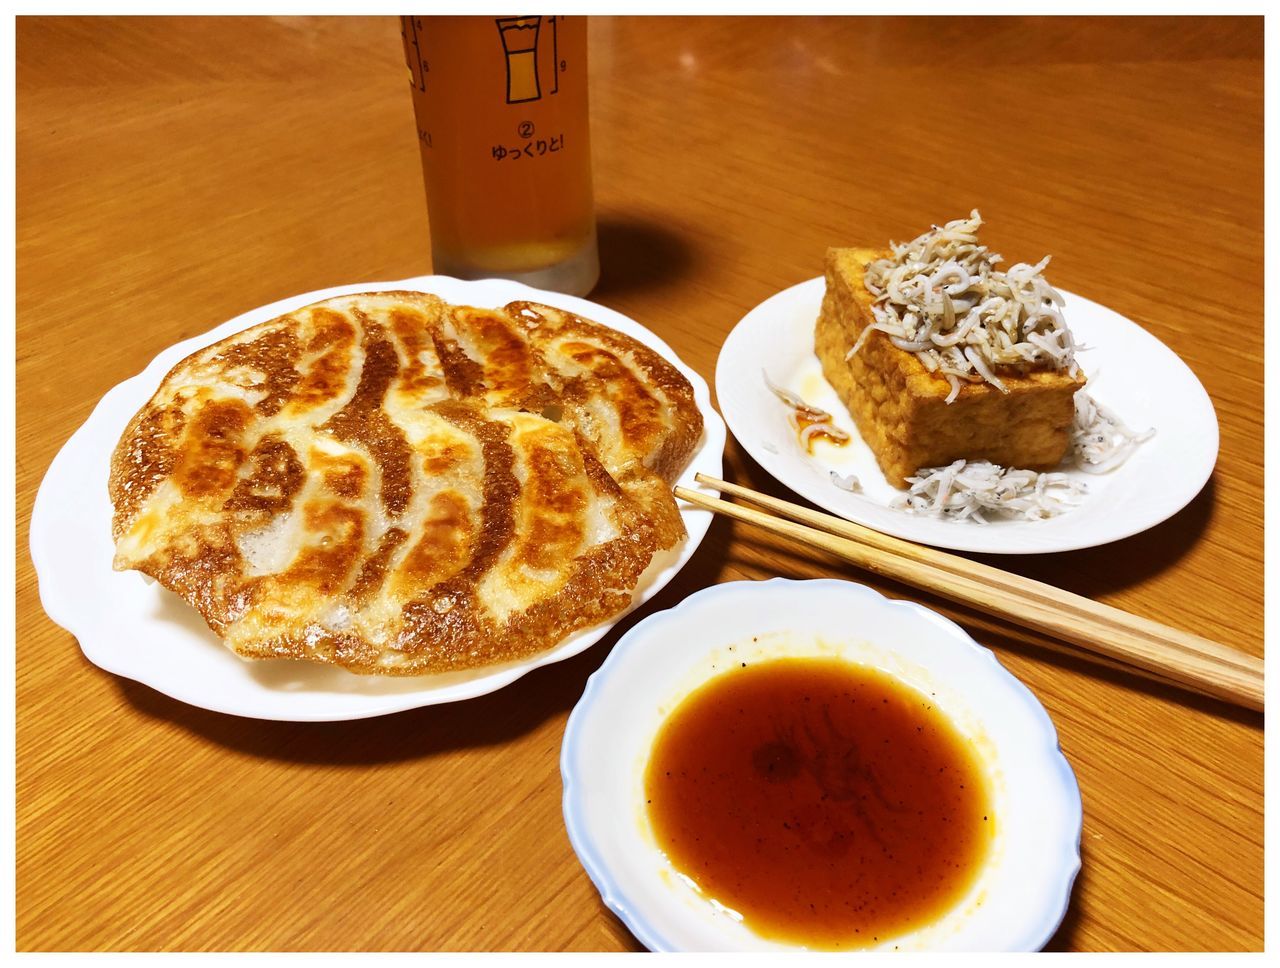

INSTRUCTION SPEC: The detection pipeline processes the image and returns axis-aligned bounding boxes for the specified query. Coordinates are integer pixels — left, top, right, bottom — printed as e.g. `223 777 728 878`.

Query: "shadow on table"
727 440 1221 602
969 476 1219 601
591 214 696 299
108 511 733 764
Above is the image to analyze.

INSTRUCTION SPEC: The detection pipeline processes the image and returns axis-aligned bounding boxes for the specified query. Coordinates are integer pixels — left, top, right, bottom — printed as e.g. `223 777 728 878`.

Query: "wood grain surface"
16 15 1263 952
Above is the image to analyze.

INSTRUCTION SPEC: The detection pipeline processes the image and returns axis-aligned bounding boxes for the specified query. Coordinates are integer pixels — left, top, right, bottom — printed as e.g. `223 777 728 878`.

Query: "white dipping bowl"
561 578 1081 951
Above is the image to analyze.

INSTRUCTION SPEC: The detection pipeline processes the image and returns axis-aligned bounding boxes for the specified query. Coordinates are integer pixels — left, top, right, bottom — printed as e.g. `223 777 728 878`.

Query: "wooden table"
16 16 1264 952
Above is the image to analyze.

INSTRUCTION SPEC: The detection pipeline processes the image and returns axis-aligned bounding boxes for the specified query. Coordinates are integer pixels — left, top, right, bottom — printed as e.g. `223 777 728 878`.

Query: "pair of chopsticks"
675 474 1263 712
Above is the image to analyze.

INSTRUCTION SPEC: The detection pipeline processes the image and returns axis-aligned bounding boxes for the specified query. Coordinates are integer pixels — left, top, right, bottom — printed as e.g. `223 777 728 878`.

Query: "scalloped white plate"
30 276 726 721
562 578 1081 952
716 278 1218 554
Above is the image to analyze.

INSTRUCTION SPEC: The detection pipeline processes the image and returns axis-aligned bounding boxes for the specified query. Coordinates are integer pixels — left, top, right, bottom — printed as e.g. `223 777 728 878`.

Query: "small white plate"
716 278 1218 554
561 578 1082 952
30 276 726 721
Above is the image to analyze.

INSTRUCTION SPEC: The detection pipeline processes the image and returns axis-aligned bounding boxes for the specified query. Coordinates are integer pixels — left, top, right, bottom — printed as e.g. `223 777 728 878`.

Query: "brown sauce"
644 657 993 949
792 408 850 455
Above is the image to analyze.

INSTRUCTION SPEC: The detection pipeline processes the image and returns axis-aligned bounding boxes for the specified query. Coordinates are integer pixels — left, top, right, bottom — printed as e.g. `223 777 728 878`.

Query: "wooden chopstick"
676 475 1263 711
696 474 1259 677
682 486 1197 698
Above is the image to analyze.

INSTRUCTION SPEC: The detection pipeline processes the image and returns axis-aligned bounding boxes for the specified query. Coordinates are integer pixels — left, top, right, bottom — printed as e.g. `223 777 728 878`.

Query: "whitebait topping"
894 460 1086 523
764 367 1152 522
897 390 1153 522
1071 390 1156 474
829 471 861 493
856 210 1080 403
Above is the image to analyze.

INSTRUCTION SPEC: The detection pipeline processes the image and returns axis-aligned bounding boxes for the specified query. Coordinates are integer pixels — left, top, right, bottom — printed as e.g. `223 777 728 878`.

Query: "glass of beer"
400 15 599 296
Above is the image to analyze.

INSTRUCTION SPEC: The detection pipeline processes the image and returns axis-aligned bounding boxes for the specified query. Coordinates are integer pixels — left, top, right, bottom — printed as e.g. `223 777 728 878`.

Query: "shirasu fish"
853 210 1079 403
896 390 1154 522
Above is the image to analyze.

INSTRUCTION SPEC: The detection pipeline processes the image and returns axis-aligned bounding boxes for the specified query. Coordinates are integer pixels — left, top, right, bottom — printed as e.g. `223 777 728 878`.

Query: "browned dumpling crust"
110 292 702 675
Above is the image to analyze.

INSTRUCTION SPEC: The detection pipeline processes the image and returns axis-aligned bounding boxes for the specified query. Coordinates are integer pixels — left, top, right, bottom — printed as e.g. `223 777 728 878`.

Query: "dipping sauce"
644 657 994 949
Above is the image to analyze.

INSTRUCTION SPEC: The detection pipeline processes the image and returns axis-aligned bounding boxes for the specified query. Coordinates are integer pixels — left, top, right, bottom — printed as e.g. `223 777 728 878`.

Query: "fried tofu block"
815 247 1085 488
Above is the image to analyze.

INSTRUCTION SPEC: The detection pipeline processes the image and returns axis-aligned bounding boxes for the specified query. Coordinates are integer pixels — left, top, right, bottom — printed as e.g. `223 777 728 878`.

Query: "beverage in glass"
400 15 598 295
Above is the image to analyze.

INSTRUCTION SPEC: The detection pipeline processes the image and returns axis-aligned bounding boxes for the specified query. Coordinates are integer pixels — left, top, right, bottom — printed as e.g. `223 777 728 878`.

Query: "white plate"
561 578 1082 952
716 278 1218 554
30 276 726 721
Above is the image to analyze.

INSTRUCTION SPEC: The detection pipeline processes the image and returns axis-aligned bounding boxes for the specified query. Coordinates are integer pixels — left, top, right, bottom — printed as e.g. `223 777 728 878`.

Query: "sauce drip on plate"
644 657 994 949
792 408 850 454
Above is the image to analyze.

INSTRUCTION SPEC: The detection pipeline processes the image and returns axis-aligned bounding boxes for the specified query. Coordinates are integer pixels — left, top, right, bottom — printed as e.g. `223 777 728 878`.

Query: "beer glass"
400 15 599 296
